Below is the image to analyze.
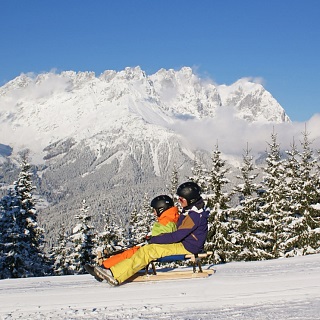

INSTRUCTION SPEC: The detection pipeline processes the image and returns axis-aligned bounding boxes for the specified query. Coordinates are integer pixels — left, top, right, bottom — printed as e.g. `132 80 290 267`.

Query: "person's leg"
102 246 140 269
110 243 191 284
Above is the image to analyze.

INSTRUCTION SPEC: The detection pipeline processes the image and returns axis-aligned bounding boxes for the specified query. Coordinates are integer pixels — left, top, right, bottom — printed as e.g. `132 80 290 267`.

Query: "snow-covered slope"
0 253 319 319
0 66 289 159
218 78 289 123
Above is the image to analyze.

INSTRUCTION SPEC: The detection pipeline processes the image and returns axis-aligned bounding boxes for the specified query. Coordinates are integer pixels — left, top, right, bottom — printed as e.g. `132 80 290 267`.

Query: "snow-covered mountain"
0 66 289 158
0 66 290 246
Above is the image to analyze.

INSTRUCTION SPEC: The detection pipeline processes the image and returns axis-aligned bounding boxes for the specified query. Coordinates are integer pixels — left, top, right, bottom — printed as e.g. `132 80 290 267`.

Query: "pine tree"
259 129 288 258
230 144 271 261
68 200 96 274
205 144 234 263
0 188 18 279
285 129 320 255
0 156 47 278
51 224 71 275
280 138 303 256
167 162 179 201
316 149 320 198
97 208 127 255
189 155 209 195
129 193 154 245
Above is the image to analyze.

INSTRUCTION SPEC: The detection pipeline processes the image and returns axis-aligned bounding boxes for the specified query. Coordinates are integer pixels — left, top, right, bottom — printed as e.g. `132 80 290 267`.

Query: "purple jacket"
149 199 210 254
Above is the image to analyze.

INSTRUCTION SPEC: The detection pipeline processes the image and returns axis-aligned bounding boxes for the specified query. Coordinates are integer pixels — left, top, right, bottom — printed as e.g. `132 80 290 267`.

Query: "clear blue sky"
1 0 319 121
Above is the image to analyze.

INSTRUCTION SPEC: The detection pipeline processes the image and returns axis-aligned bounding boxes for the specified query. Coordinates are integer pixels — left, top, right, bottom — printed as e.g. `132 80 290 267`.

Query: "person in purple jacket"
93 182 210 286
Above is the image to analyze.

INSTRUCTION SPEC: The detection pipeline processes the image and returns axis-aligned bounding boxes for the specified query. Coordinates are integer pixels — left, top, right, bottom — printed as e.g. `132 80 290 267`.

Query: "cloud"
0 72 71 112
169 108 320 158
240 76 265 86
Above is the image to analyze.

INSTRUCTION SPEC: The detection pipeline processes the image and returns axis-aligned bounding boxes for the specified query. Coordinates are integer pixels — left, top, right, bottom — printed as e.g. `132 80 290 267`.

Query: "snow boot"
94 266 119 286
84 264 103 282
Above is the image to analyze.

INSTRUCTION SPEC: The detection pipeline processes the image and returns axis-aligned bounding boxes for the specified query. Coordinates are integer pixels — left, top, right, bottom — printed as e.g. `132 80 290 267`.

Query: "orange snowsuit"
102 206 179 269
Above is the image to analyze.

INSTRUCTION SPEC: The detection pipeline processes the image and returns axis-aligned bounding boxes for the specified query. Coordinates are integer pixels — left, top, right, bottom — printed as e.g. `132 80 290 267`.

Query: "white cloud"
169 109 320 157
240 76 265 86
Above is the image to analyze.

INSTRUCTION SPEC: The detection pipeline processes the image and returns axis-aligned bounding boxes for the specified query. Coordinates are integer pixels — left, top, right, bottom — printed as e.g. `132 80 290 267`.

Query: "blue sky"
1 0 319 122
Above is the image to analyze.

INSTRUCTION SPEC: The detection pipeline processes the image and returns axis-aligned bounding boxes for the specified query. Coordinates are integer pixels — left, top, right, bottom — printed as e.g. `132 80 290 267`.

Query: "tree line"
0 129 319 278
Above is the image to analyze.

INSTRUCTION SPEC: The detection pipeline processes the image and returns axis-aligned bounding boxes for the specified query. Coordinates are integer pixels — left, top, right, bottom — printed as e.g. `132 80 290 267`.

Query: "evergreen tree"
234 144 260 199
280 138 304 256
0 156 47 278
97 208 127 255
205 144 234 263
316 149 320 198
167 162 179 201
128 193 154 245
259 129 288 258
230 144 271 261
51 224 71 275
285 129 320 255
68 200 96 274
189 155 209 195
0 188 18 278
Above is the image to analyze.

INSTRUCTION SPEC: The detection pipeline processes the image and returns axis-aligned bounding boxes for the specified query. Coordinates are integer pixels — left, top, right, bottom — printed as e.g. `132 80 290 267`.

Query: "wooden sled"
126 251 215 283
126 268 215 283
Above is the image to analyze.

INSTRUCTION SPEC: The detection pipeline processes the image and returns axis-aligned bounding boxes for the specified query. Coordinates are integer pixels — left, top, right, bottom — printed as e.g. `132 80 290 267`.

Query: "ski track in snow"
0 254 320 320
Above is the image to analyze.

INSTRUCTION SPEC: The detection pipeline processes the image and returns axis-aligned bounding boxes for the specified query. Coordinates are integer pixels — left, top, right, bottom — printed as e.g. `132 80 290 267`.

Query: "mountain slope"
0 66 289 158
0 66 290 246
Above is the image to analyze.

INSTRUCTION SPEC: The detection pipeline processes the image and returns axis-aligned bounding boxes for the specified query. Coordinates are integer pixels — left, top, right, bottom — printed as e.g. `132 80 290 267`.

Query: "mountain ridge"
0 66 289 162
0 66 290 247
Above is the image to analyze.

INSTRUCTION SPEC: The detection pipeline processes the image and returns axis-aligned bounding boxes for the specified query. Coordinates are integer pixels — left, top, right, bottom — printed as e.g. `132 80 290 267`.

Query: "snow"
0 67 290 163
1 254 320 319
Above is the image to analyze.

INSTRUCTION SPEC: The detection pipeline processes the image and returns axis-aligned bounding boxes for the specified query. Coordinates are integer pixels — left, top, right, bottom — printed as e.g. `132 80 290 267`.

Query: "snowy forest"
0 129 320 279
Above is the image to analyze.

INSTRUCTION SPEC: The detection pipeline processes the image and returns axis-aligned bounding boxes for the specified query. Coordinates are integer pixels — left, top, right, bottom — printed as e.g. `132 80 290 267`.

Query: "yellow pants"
110 243 191 284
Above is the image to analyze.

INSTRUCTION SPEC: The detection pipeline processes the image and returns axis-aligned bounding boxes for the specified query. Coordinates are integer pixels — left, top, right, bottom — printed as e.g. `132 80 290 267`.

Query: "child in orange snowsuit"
102 195 179 269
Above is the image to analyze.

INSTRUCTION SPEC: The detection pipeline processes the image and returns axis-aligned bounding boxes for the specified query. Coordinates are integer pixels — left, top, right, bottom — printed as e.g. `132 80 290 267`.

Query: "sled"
126 268 215 283
96 250 214 284
128 251 215 283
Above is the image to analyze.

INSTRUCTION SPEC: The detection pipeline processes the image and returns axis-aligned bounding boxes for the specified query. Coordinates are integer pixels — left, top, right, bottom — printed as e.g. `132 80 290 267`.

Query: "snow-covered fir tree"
317 149 320 197
51 224 71 275
259 130 289 258
128 193 154 245
68 200 96 274
188 154 209 195
167 162 179 202
281 138 305 256
229 144 272 261
96 208 128 255
205 144 234 264
284 129 320 255
0 155 47 278
0 188 18 278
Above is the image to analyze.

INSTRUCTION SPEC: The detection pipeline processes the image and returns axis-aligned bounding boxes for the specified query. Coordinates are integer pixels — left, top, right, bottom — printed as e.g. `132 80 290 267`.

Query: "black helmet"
150 195 174 217
177 181 201 205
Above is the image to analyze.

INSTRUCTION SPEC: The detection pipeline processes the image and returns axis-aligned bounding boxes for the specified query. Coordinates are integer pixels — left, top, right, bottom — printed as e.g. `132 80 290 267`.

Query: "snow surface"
1 254 320 320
